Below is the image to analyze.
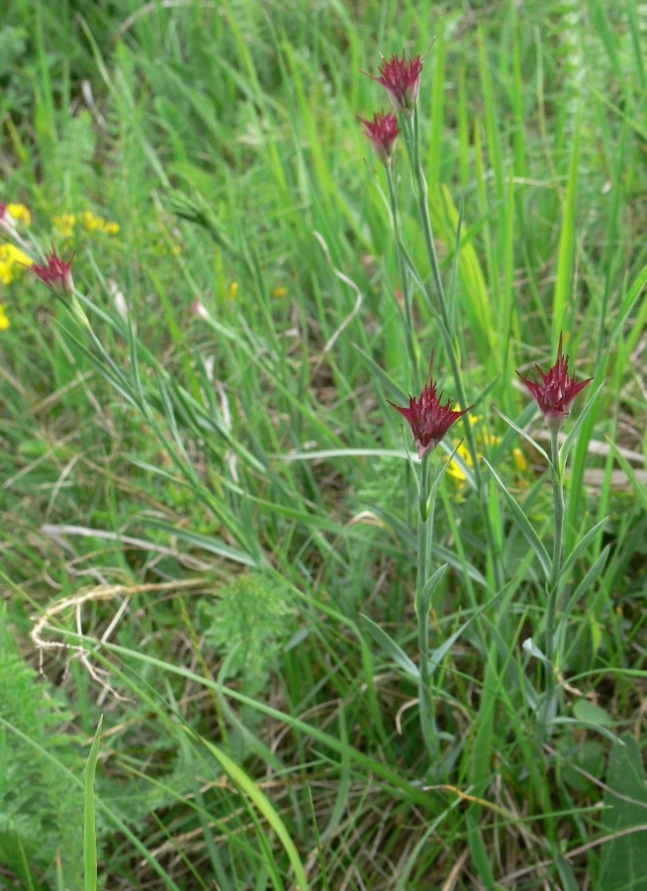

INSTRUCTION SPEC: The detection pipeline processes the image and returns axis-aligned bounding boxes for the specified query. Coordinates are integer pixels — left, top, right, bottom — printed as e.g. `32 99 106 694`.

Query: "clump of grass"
2 2 647 889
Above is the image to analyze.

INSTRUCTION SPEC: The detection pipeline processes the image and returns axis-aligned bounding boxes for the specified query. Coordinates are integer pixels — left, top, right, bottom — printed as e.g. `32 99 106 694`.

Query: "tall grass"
1 0 647 888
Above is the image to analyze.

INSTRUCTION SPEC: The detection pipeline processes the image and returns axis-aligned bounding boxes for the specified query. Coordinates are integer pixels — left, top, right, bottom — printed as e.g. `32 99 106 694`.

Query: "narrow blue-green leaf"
491 406 550 464
549 716 623 746
416 564 448 621
559 517 609 582
361 615 420 680
491 401 538 465
144 519 259 567
483 459 551 581
429 590 506 674
273 447 408 462
522 637 549 665
438 437 477 490
559 380 605 468
561 547 610 627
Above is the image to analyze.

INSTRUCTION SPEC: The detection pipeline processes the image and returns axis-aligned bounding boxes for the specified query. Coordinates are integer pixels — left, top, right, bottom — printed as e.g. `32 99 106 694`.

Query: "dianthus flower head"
517 334 592 433
31 249 74 296
358 110 400 164
389 356 471 459
365 52 424 116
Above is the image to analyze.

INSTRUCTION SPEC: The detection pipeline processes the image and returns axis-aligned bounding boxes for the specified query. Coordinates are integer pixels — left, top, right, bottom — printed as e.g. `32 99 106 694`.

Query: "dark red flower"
31 249 74 295
358 111 400 164
517 334 592 433
366 52 424 115
389 357 470 459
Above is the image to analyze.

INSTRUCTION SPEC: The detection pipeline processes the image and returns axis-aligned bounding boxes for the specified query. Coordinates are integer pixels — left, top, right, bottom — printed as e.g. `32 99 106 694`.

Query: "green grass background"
1 0 647 888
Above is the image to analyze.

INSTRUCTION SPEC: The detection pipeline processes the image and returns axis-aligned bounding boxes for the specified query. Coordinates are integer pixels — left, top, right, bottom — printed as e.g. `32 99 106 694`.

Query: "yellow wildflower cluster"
5 203 32 226
447 412 527 488
0 204 34 330
0 243 33 285
0 244 34 330
447 440 478 486
54 211 120 238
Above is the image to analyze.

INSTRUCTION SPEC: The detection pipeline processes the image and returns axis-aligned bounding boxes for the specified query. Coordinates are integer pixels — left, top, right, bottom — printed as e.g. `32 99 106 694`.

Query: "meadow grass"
1 0 647 889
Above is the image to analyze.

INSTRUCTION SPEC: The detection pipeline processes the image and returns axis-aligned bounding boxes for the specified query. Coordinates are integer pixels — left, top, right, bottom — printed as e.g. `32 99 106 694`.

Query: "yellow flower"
446 410 501 488
0 243 33 284
80 210 120 235
513 447 527 473
0 304 10 330
272 286 288 298
447 441 474 484
80 210 101 231
7 204 31 226
53 214 77 238
229 281 239 300
54 211 120 238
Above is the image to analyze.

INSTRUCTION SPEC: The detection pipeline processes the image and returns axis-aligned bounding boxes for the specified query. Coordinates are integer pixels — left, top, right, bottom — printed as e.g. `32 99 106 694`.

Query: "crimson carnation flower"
358 111 400 164
389 359 470 459
517 334 592 433
367 52 424 115
31 250 75 296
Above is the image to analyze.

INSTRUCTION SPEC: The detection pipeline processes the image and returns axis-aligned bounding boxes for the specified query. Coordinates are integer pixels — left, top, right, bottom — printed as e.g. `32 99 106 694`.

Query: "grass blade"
83 716 103 891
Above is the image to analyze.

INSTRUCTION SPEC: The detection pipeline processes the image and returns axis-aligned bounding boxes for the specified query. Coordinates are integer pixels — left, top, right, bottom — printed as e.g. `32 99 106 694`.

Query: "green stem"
402 110 504 590
416 457 439 763
408 115 449 330
543 430 565 728
385 162 420 388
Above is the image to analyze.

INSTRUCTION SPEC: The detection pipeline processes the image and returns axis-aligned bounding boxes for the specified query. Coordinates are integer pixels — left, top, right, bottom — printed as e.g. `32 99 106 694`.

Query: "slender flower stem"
385 163 420 387
543 430 565 728
401 110 504 590
408 115 449 333
416 457 439 762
